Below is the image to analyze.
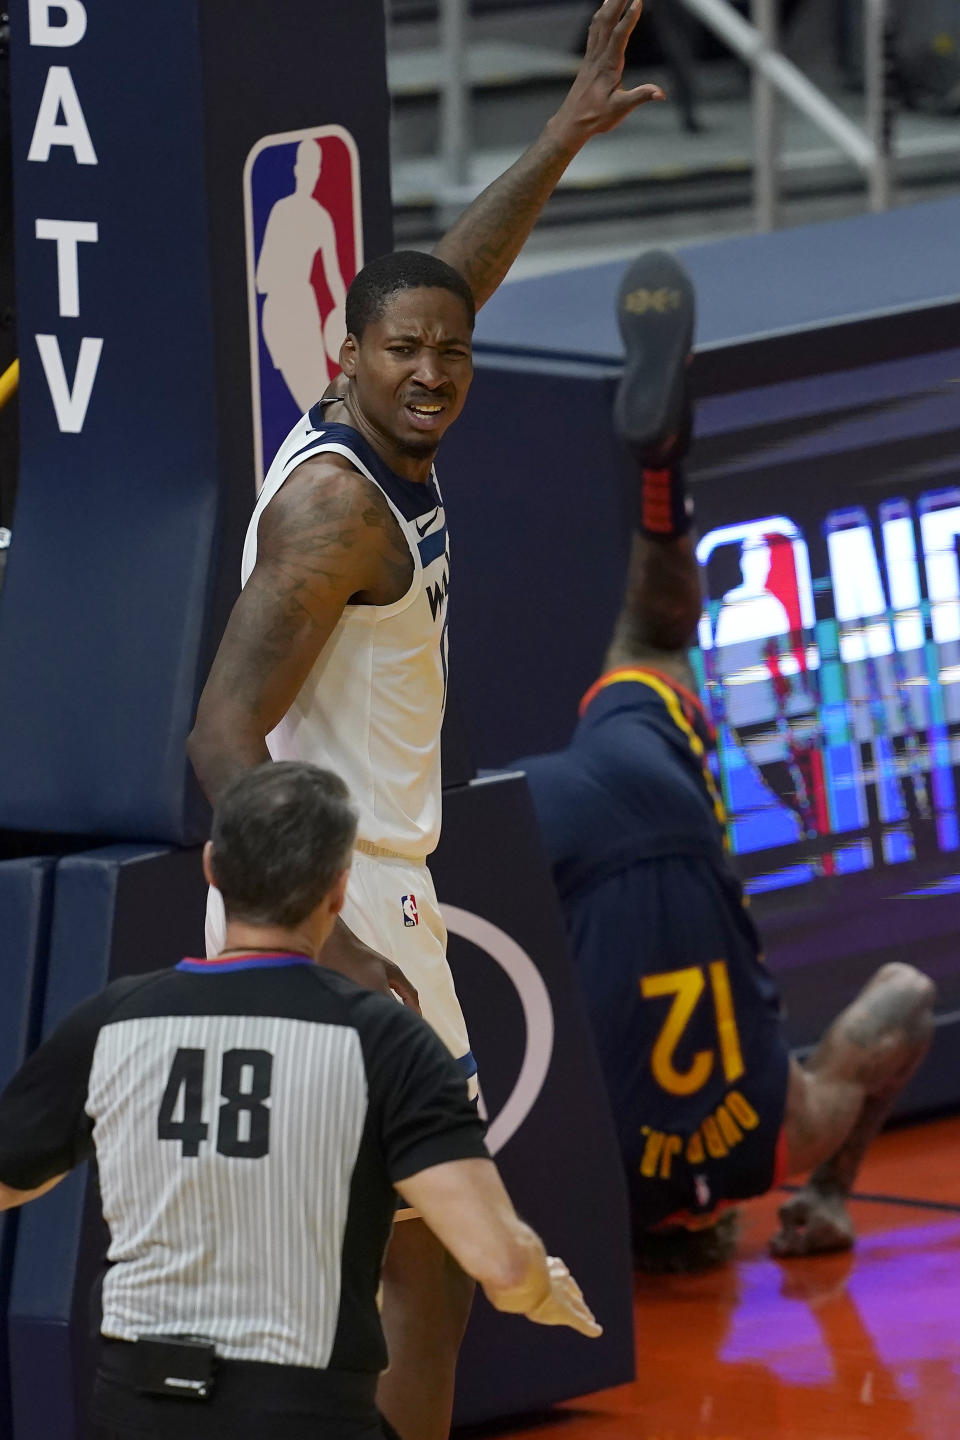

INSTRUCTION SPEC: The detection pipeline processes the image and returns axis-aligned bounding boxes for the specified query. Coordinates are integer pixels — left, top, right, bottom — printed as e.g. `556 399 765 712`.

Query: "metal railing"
440 0 471 192
678 0 896 229
428 0 896 229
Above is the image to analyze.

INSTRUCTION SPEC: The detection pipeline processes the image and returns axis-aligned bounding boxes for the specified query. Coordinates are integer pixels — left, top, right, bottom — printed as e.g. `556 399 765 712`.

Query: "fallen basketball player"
516 250 936 1270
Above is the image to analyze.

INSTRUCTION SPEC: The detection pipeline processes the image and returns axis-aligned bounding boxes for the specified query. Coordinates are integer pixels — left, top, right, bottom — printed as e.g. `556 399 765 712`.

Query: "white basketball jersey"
241 403 450 859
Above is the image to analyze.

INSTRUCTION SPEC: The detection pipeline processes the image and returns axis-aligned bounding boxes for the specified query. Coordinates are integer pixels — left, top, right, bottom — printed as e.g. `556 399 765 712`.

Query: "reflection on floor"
492 1114 960 1440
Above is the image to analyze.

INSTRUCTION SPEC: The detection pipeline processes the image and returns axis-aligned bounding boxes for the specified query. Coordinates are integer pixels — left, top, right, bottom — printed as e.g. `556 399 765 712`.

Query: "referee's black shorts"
91 1339 401 1440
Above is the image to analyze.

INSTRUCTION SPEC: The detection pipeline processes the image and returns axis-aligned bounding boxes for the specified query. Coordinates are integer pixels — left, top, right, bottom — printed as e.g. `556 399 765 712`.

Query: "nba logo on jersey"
401 895 419 928
243 125 364 488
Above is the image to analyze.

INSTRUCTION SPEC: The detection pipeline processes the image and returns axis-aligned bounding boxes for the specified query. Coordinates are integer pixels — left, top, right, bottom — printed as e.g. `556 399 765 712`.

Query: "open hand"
527 1256 603 1338
552 0 666 144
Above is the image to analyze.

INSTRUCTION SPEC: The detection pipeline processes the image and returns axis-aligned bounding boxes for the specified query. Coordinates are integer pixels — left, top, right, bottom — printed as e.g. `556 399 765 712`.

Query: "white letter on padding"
35 334 103 432
35 219 98 318
28 0 87 47
27 67 97 165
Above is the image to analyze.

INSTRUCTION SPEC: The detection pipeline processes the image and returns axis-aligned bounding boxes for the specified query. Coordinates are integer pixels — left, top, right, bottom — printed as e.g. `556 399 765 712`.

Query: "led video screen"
689 344 960 1044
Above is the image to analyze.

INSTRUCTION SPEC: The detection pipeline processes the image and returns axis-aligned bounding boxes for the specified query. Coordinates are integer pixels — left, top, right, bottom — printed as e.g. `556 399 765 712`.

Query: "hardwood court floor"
494 1115 960 1440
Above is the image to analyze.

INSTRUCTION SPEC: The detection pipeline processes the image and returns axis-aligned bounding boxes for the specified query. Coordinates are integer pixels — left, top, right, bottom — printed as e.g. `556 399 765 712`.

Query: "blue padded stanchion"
8 844 207 1440
434 774 635 1424
2 0 393 843
0 858 55 1084
0 857 56 1440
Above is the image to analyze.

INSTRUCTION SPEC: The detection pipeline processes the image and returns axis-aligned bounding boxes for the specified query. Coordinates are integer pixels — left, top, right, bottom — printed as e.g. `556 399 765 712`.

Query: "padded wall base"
435 775 635 1425
8 845 206 1440
0 857 56 1440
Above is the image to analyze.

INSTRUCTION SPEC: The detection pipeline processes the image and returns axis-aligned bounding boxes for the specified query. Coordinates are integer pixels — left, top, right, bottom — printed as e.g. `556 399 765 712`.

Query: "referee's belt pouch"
134 1335 216 1401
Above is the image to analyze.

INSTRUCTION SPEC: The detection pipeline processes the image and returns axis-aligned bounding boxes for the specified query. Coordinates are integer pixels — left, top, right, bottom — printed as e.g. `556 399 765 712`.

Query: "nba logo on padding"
243 125 364 488
401 895 419 928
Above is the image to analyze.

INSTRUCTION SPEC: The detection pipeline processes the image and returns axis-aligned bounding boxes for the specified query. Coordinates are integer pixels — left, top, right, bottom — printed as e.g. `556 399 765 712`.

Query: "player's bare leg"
772 962 935 1258
377 1217 475 1440
604 248 702 681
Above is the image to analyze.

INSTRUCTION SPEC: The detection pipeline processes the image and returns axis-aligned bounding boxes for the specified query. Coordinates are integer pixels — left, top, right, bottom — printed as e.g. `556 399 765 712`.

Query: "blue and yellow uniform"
519 667 790 1237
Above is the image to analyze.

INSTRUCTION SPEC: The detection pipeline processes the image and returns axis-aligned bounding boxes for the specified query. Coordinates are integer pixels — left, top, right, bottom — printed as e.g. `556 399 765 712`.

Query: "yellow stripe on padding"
591 669 729 839
0 358 19 412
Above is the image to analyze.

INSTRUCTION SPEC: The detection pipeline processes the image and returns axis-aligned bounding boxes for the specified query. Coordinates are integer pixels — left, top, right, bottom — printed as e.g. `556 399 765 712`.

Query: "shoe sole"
613 250 696 455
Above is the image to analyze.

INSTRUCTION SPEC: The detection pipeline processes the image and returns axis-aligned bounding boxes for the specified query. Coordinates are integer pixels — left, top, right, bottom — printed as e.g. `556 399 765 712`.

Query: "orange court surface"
471 1114 960 1440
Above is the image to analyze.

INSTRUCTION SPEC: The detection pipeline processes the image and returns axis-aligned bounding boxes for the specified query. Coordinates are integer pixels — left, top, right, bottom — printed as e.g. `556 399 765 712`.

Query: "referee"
0 762 599 1440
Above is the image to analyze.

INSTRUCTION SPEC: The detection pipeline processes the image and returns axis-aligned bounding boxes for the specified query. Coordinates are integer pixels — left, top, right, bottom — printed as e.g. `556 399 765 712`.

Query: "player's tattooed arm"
603 532 702 687
432 0 664 308
187 459 412 807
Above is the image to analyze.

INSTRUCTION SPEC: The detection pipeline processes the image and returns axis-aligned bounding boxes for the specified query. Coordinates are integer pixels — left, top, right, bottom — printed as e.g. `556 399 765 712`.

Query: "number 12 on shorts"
157 1047 274 1159
641 961 744 1097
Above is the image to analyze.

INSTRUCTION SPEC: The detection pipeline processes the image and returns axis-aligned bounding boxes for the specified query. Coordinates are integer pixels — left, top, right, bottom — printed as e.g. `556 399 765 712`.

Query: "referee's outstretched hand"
552 0 666 144
527 1256 603 1338
323 919 421 1013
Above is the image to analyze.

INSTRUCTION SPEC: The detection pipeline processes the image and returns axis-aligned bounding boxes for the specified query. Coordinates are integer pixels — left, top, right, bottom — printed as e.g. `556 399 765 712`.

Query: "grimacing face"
341 286 474 459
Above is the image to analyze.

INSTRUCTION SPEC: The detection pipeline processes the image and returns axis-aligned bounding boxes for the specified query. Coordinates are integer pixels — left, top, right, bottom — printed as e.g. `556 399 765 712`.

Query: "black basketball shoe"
613 249 696 470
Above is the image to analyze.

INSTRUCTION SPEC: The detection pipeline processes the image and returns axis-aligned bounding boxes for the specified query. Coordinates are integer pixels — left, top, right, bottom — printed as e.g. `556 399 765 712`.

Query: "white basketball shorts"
203 849 477 1098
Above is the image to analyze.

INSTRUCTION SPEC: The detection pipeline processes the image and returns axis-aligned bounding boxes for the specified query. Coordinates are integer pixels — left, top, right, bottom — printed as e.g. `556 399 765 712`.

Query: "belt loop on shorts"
354 838 427 866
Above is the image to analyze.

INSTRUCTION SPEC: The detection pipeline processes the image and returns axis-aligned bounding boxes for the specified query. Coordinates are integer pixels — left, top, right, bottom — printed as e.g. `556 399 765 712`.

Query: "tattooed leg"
772 963 936 1258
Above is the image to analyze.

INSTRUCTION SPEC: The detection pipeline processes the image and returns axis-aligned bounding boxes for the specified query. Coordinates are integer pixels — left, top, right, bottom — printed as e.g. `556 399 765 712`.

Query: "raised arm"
398 1157 601 1337
433 0 665 308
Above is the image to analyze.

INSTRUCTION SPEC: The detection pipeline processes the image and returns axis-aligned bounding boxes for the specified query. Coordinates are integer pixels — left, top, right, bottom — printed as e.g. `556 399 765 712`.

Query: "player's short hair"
345 250 476 339
633 1209 740 1275
210 762 358 928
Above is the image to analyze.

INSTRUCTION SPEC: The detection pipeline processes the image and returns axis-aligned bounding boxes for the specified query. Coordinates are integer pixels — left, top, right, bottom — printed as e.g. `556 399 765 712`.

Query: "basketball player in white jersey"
188 5 665 1436
206 248 474 1086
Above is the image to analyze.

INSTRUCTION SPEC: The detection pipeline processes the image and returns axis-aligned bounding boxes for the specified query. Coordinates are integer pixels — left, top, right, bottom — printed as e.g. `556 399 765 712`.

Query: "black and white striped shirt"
0 953 487 1373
